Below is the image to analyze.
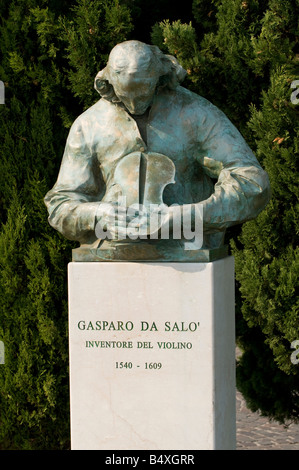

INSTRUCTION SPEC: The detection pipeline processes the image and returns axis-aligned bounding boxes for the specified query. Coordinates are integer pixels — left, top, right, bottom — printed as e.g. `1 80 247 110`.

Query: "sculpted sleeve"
197 101 271 232
44 118 103 242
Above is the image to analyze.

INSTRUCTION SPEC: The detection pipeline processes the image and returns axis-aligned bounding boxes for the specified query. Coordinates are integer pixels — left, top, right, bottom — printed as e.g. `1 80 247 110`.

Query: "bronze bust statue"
44 40 270 262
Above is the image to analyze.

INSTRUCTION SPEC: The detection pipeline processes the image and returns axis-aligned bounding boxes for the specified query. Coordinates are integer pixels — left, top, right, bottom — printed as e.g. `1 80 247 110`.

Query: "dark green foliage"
123 0 194 43
0 98 72 449
152 0 299 423
59 0 133 108
232 62 299 420
236 324 299 424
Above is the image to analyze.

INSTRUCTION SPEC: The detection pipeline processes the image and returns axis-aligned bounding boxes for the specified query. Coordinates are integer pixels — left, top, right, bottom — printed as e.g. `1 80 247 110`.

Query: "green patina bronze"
44 40 270 262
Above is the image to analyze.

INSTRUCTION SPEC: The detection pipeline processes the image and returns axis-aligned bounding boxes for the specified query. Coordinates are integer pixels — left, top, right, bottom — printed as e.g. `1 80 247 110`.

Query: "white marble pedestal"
68 258 236 450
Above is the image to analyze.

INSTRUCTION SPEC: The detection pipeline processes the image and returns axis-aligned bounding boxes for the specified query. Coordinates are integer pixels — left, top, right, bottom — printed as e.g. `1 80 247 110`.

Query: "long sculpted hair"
94 42 187 103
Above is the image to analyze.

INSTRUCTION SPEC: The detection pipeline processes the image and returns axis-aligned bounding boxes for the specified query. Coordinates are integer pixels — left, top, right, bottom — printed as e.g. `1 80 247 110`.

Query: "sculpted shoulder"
170 86 253 142
165 85 212 107
158 85 224 126
72 98 115 129
66 98 119 150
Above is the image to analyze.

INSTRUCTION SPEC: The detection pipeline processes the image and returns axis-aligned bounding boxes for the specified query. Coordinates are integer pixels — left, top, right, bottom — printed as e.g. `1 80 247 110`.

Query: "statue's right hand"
95 202 148 240
95 202 125 239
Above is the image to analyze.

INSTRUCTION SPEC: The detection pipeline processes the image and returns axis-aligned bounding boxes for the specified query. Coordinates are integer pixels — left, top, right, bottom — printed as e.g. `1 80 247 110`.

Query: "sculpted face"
107 42 161 115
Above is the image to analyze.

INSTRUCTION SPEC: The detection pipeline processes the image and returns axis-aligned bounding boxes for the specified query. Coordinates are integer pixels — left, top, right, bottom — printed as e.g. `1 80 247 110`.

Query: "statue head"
94 40 186 115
